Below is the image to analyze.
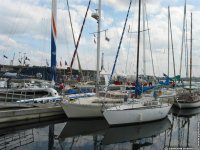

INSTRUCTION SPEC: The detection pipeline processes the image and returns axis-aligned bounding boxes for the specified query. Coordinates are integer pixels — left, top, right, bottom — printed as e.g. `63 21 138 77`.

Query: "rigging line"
89 29 108 34
61 6 70 61
144 2 156 78
8 3 23 37
65 0 83 78
61 7 68 42
128 0 137 75
169 6 176 77
42 18 45 53
107 0 133 88
2 1 24 48
69 0 91 73
128 29 149 33
66 0 76 46
179 0 187 76
125 27 133 74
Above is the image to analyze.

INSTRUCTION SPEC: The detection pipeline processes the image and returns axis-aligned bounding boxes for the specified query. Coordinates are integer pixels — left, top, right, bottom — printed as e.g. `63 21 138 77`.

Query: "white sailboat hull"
103 103 171 126
175 100 200 108
60 95 124 119
60 102 103 118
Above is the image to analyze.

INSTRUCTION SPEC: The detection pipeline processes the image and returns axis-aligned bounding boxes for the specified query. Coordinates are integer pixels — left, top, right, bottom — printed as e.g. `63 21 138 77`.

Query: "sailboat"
59 0 133 119
103 0 172 126
175 13 200 108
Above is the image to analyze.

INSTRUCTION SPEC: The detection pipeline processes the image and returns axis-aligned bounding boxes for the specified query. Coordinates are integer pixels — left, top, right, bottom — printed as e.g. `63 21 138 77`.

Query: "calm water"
0 106 200 150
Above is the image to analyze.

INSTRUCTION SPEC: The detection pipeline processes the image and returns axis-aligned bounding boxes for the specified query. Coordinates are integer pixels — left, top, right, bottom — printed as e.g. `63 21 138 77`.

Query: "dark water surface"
0 106 200 150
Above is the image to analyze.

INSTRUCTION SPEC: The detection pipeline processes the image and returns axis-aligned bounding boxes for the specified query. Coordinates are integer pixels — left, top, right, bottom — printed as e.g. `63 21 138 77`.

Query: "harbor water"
0 106 200 150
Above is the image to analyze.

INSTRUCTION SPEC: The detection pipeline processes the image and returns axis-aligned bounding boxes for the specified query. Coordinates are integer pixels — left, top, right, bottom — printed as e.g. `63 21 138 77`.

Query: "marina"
0 0 200 149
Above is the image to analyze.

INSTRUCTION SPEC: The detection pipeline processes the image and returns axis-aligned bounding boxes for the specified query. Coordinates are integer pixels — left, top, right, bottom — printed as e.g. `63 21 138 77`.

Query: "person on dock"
58 82 65 94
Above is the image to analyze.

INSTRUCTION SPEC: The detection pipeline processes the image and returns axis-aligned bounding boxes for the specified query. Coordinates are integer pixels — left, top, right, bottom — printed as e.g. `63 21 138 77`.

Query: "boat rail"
0 89 53 103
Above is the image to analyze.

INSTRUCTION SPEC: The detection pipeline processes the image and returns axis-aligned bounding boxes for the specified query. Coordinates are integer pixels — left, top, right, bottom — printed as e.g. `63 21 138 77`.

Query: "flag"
60 61 62 67
3 55 8 59
25 57 30 61
105 36 110 42
65 60 68 66
46 59 49 66
163 73 167 77
18 59 21 64
104 30 110 42
93 34 96 44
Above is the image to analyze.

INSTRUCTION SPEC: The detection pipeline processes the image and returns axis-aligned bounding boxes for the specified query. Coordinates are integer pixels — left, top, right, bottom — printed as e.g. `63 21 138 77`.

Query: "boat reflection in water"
59 118 109 139
58 118 109 150
102 118 171 146
171 105 200 117
0 115 67 150
59 118 171 149
168 106 200 149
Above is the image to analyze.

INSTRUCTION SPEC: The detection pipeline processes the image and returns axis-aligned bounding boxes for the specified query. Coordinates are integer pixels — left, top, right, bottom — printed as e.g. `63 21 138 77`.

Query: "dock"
0 104 65 125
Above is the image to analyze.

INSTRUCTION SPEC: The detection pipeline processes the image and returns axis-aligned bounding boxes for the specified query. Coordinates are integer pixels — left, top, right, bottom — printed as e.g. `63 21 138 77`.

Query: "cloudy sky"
0 0 200 77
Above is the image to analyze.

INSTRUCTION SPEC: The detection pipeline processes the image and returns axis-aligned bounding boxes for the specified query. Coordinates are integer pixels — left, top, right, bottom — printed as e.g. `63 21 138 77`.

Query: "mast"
144 3 156 78
185 19 189 78
169 6 176 77
106 0 132 88
135 0 142 98
168 6 170 76
66 0 83 78
179 0 187 76
189 13 192 90
142 0 146 77
69 0 91 77
96 0 101 95
51 0 57 83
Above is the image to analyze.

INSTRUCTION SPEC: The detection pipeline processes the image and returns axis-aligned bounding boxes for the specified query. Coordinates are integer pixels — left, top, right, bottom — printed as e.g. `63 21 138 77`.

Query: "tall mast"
66 0 85 78
142 0 146 77
189 13 192 90
168 6 170 76
51 0 57 83
179 0 187 76
169 6 176 77
185 19 189 78
135 0 142 98
96 0 101 95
